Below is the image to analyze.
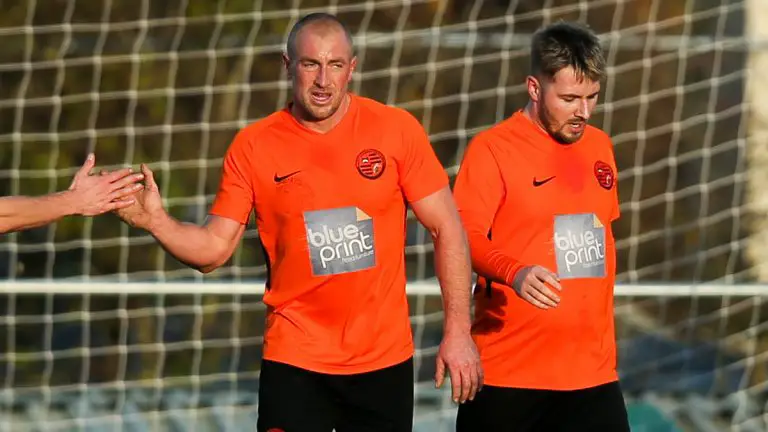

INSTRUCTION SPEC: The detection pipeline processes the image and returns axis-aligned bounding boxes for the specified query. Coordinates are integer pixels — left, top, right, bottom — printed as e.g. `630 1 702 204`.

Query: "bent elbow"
197 257 224 274
197 264 218 274
195 249 230 274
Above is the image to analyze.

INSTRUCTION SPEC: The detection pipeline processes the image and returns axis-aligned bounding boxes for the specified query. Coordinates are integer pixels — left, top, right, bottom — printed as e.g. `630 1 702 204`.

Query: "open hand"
67 153 144 216
109 164 165 231
435 331 484 404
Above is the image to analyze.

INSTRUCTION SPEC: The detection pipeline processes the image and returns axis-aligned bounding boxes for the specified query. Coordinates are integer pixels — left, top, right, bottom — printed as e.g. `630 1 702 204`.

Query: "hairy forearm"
465 230 525 287
433 222 473 335
0 193 76 234
147 212 228 273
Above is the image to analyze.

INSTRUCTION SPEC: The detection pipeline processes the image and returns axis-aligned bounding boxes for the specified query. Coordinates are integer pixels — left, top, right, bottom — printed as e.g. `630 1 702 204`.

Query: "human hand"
108 164 165 231
512 265 562 309
435 331 484 403
67 153 144 216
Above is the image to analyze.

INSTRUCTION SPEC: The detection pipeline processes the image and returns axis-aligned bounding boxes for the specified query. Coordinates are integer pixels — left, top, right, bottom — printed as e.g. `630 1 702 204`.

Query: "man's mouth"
310 91 332 105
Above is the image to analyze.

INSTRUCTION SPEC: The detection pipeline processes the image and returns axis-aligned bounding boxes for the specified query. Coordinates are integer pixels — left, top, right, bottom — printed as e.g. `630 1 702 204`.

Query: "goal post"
745 0 768 281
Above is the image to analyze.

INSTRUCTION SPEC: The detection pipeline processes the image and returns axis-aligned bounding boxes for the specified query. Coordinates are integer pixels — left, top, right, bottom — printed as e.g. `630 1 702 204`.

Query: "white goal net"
0 0 763 431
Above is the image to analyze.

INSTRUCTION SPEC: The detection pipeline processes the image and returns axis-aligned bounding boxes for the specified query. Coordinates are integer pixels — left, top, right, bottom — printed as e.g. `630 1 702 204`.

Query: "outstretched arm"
411 185 483 404
115 164 246 273
116 129 256 273
0 154 144 234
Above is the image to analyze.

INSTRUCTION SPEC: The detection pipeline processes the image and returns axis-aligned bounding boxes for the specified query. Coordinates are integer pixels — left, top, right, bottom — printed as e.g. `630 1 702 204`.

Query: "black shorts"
456 381 630 432
256 357 414 432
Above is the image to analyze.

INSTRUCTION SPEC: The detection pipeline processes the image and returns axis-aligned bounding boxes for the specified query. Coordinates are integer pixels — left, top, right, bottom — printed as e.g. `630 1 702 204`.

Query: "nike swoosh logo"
274 171 300 183
532 176 555 187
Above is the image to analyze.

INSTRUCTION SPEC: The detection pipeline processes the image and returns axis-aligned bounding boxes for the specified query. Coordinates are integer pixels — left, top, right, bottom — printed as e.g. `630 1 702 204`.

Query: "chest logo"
594 161 615 190
533 176 555 187
356 149 386 180
274 170 300 183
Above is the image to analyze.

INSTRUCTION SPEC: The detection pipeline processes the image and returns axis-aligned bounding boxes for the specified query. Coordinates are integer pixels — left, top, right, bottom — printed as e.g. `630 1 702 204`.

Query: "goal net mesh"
0 0 761 430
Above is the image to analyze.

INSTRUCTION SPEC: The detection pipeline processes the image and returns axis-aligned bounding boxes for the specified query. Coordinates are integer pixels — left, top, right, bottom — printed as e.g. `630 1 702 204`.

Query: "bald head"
281 13 357 131
286 13 354 61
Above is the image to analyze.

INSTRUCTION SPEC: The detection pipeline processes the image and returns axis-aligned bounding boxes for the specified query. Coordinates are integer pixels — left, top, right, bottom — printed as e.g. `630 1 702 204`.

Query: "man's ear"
348 56 358 83
282 52 292 78
526 75 541 103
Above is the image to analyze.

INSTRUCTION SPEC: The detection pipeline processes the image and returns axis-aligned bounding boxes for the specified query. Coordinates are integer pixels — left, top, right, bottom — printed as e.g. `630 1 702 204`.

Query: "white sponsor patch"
304 207 375 276
554 213 606 279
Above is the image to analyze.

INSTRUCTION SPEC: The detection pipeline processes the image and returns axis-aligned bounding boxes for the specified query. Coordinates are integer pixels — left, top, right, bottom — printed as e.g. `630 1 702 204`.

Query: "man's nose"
576 99 590 120
314 66 329 87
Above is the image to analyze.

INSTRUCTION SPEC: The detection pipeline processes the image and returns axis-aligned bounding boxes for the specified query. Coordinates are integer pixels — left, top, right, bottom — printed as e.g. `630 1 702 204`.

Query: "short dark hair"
530 21 606 82
285 13 354 60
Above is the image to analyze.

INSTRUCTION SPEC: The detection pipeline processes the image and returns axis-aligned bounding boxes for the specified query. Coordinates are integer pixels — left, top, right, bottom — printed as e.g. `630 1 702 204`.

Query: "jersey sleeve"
209 129 255 224
395 110 449 203
453 134 525 287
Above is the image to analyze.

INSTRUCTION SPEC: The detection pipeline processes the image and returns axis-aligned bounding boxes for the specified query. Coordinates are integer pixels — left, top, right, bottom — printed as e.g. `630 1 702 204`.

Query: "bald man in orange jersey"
111 12 482 432
453 22 630 431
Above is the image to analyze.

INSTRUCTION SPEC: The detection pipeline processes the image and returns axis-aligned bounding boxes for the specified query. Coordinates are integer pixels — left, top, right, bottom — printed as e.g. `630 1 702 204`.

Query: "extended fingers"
103 197 136 212
459 366 472 403
522 290 550 309
106 167 135 183
450 367 462 403
109 182 144 201
530 278 560 305
538 267 562 291
110 172 145 191
466 363 480 402
446 359 482 404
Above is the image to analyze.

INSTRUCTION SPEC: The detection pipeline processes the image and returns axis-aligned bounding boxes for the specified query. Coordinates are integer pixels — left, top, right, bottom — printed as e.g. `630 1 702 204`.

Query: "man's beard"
297 93 340 122
539 102 585 145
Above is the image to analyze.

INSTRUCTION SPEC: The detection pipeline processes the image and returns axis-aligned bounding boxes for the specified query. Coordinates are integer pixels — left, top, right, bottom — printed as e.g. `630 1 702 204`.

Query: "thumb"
76 153 95 180
141 164 157 189
70 153 95 190
434 357 446 388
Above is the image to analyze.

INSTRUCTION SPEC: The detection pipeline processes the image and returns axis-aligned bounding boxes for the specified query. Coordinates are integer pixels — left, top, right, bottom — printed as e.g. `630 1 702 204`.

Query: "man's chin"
306 105 338 121
551 131 582 145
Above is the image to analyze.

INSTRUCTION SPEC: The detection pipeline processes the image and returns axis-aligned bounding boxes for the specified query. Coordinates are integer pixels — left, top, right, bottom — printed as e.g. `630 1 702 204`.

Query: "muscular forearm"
466 229 525 287
147 212 229 273
0 193 77 234
433 222 473 335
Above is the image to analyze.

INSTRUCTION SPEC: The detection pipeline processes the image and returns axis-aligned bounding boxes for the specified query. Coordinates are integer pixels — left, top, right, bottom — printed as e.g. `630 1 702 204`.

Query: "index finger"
106 167 135 182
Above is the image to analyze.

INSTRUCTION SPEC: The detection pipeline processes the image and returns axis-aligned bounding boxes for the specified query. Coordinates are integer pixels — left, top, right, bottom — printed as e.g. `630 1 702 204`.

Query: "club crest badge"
356 149 386 180
594 161 615 190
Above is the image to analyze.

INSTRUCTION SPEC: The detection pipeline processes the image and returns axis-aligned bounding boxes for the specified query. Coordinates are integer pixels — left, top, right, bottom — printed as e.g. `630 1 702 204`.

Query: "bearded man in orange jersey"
453 21 630 431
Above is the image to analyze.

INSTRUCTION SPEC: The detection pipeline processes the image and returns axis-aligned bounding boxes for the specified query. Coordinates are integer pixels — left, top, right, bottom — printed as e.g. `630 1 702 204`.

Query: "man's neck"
522 101 548 135
292 93 351 134
522 101 575 146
